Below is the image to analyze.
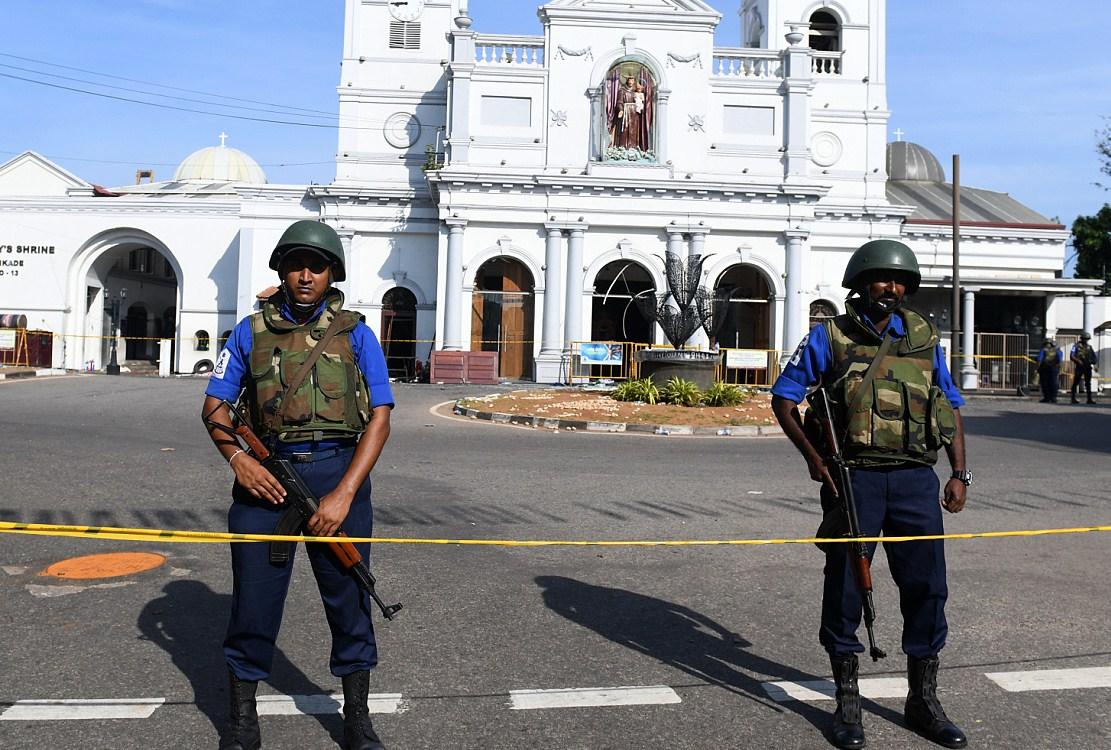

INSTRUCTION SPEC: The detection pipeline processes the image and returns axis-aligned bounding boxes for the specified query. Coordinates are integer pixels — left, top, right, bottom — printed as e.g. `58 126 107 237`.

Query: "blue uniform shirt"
771 312 965 408
205 299 395 416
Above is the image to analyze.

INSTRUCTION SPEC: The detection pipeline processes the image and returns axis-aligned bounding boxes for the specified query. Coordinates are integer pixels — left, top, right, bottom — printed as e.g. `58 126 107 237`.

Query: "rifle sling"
838 323 896 447
277 309 344 421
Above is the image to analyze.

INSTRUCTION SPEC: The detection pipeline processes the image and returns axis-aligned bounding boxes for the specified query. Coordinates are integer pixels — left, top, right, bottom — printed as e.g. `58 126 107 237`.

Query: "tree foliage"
1071 206 1111 292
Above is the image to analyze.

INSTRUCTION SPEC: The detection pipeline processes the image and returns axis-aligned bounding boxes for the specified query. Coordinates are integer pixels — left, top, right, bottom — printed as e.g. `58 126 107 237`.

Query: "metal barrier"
715 348 783 387
973 333 1030 392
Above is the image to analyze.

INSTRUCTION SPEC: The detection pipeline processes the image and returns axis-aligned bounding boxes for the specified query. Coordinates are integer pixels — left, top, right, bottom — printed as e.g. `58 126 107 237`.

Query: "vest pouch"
870 379 905 452
312 352 350 424
928 386 958 448
902 381 930 456
278 349 314 425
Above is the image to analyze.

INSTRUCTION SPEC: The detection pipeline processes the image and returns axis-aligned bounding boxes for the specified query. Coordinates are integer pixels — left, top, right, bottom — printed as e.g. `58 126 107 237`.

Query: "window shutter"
389 21 421 50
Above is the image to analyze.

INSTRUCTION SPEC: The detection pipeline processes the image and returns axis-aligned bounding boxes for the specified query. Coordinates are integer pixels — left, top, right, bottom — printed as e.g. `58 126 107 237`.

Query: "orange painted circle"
40 552 167 580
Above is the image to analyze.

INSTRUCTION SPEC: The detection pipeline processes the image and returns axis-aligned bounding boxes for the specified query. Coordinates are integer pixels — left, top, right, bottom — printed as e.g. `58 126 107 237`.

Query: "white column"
655 88 671 165
783 230 808 357
960 288 978 391
447 16 475 165
443 219 467 351
540 226 564 355
782 29 812 180
563 225 587 352
534 225 566 383
1083 291 1096 337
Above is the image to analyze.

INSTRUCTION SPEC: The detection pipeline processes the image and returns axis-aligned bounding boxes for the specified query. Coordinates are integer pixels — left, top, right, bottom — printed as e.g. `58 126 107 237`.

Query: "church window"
601 61 657 163
808 10 841 52
809 299 838 328
194 330 210 352
389 21 421 50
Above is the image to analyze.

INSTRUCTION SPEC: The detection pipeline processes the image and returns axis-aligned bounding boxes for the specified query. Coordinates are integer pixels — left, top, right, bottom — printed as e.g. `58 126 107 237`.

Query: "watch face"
383 112 422 149
388 0 424 22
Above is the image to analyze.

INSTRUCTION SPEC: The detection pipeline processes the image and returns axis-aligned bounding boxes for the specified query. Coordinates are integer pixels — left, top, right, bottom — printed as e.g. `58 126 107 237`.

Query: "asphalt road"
0 376 1108 750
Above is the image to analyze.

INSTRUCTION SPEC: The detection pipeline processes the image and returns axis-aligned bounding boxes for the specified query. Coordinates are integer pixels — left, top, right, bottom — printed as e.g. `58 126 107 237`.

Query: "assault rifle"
204 401 403 620
807 388 886 662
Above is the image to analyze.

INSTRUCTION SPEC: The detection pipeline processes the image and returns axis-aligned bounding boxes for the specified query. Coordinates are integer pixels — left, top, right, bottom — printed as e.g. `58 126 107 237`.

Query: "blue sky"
2 0 1106 269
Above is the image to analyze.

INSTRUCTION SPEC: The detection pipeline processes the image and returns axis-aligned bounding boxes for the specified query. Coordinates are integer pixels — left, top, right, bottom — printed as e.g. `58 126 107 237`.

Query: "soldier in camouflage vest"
202 220 393 750
1069 332 1098 404
772 240 971 750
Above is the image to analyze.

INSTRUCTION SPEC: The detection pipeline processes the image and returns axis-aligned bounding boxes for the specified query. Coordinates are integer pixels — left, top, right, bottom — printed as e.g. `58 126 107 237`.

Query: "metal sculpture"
634 252 722 349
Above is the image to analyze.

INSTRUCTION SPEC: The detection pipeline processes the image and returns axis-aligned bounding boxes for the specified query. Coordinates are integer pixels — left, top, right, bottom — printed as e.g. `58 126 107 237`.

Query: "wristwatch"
951 469 973 487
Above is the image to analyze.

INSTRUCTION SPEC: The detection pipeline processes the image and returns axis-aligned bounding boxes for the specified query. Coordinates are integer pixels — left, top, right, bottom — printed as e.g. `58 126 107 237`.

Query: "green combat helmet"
842 239 921 294
269 220 347 282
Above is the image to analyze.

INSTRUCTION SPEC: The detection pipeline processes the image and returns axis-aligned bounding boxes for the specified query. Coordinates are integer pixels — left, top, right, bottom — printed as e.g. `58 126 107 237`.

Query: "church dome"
174 135 267 183
886 141 946 182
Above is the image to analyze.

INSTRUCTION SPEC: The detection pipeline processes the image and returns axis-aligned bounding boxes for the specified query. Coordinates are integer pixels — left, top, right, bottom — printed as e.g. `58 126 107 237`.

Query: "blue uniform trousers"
819 465 948 660
224 448 378 681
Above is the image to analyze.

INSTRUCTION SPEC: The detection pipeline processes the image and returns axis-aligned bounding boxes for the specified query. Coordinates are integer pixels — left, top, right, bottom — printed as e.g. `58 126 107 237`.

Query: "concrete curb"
452 403 784 437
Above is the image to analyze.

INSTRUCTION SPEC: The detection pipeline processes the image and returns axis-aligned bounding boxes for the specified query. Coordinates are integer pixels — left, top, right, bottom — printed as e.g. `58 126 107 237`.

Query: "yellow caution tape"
0 521 1108 547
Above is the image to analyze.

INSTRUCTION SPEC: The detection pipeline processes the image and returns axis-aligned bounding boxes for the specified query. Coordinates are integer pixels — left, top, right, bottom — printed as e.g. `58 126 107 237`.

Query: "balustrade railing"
712 48 783 80
474 34 545 67
811 51 843 75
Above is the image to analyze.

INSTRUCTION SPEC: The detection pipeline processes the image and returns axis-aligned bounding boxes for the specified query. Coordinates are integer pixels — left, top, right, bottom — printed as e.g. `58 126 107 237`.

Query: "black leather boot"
342 670 386 750
220 669 261 750
830 654 866 749
905 656 967 748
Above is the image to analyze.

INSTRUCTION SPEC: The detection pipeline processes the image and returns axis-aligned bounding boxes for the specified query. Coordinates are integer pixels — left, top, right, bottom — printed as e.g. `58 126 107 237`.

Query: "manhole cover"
39 552 167 580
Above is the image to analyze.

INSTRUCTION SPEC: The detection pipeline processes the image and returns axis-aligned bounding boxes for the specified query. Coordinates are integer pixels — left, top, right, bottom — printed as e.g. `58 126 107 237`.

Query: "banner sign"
725 348 767 369
0 330 15 350
578 342 624 366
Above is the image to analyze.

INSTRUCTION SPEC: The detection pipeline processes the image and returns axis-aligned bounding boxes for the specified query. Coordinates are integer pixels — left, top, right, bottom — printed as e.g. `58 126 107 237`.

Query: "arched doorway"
591 261 654 343
78 237 179 371
381 287 417 380
713 265 772 350
471 257 535 380
809 299 838 328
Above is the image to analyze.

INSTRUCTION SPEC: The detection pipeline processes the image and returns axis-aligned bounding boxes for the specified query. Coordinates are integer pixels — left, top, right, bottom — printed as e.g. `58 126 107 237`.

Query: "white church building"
0 0 1106 388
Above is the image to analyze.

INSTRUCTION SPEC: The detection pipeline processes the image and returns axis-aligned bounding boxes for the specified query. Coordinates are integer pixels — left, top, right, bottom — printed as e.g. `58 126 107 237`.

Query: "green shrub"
660 377 703 407
612 378 659 404
703 381 752 407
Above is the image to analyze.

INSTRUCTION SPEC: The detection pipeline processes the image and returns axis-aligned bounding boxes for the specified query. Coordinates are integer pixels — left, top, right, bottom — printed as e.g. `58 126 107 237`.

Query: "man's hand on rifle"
806 449 839 497
307 489 353 538
231 456 287 506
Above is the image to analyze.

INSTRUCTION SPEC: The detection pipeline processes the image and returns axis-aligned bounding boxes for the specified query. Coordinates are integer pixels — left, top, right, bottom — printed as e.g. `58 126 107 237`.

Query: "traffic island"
452 388 784 436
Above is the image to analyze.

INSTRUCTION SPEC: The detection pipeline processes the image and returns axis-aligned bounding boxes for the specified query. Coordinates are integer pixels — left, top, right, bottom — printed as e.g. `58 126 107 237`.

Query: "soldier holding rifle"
201 220 394 750
771 240 971 749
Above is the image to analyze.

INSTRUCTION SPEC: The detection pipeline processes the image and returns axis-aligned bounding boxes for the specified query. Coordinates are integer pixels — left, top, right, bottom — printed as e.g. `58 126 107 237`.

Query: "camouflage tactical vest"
1073 343 1095 367
1039 345 1060 368
825 303 957 468
244 289 370 444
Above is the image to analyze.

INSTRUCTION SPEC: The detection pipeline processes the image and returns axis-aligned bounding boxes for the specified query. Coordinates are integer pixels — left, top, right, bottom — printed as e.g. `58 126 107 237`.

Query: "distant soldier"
1069 332 1097 404
1036 339 1062 403
771 240 970 749
202 220 394 750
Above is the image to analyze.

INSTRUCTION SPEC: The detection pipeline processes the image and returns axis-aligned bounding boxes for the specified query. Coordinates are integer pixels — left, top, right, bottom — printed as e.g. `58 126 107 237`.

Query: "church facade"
0 0 1106 387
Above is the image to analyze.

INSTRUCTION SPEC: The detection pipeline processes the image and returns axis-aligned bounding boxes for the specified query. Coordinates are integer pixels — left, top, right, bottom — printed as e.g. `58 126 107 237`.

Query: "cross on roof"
893 128 905 142
218 132 228 147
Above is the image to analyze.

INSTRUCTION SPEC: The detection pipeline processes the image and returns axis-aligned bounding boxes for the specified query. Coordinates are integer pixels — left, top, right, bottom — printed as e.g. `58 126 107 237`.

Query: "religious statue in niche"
605 62 656 162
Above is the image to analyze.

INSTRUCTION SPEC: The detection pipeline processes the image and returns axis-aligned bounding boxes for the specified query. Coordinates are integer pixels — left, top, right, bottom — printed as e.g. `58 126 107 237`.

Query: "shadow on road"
137 580 345 746
963 408 1110 454
537 575 904 747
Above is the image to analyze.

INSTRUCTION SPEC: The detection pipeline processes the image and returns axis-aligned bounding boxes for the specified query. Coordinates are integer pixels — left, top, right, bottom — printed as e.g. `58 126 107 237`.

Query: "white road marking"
2 565 27 576
985 666 1111 692
255 693 403 716
508 685 681 710
1 698 165 721
762 678 908 702
25 581 135 598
